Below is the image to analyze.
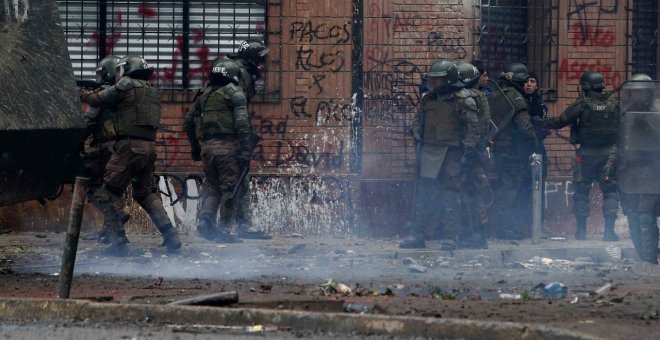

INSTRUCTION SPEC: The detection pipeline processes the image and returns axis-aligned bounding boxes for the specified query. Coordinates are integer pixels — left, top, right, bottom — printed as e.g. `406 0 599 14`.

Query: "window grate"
58 1 267 90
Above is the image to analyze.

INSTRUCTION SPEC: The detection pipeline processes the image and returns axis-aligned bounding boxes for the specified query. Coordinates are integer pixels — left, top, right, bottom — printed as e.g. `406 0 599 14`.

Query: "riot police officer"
544 71 621 241
80 55 182 256
604 74 659 263
399 59 480 249
453 61 492 249
184 59 251 244
81 55 126 244
491 63 539 240
210 38 270 240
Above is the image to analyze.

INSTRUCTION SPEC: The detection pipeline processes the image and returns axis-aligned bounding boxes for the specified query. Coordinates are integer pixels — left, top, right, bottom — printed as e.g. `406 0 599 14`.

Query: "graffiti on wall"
156 174 354 234
563 0 622 87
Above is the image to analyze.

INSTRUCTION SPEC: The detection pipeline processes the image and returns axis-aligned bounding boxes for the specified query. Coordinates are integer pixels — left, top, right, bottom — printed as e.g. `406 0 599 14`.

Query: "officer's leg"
573 181 591 240
197 149 222 241
83 148 112 243
132 141 182 252
96 140 135 256
493 160 522 239
638 195 659 264
438 150 463 250
461 165 489 248
399 177 435 249
214 152 243 244
599 176 620 241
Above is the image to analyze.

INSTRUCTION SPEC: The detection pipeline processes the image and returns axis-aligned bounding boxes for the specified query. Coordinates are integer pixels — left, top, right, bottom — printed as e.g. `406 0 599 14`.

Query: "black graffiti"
295 47 345 72
414 32 467 59
289 21 351 44
290 96 311 118
567 0 619 34
252 140 345 169
316 100 352 125
309 74 326 94
256 115 288 140
154 173 204 206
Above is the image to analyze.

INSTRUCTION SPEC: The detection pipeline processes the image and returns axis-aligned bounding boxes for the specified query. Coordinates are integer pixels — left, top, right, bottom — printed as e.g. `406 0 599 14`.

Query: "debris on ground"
343 303 373 314
543 282 568 299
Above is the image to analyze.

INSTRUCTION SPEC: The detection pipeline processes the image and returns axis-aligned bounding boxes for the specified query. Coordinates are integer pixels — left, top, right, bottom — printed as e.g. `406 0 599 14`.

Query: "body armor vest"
115 78 161 141
574 97 618 147
195 86 236 139
422 94 463 147
471 89 491 141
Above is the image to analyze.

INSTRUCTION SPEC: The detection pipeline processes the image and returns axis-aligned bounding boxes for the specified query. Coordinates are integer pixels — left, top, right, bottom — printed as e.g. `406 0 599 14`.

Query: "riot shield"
616 79 660 194
485 79 516 141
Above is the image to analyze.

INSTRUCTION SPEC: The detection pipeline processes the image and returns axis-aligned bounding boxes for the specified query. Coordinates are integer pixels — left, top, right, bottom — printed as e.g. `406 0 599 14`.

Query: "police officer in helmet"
544 71 621 241
81 55 125 244
185 59 252 243
400 59 480 250
490 62 539 240
80 54 182 256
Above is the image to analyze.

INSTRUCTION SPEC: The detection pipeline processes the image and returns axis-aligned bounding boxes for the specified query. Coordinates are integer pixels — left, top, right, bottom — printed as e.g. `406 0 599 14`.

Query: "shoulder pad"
454 88 474 99
223 83 240 94
463 96 478 111
115 77 134 91
228 85 247 106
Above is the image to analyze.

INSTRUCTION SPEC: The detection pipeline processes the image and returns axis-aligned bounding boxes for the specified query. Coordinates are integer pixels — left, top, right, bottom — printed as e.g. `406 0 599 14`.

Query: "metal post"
530 153 543 245
57 177 89 299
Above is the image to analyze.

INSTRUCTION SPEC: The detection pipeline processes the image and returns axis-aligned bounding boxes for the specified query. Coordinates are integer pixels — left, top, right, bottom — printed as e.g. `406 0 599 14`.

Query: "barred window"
477 0 559 100
632 0 658 78
58 1 266 89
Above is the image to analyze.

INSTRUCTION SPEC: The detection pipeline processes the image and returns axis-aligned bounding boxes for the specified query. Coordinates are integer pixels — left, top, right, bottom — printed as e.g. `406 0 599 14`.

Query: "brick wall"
0 1 640 238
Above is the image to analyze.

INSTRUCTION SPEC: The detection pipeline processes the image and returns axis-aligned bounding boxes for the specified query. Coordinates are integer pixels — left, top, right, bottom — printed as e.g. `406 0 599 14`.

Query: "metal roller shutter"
58 1 266 89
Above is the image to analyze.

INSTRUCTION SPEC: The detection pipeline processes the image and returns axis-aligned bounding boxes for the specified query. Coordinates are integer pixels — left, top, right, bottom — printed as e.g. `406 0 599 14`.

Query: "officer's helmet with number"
96 55 120 85
210 59 241 86
580 71 605 93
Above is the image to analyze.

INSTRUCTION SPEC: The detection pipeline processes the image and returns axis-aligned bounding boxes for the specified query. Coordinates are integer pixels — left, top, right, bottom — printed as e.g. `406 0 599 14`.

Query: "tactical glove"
191 147 201 161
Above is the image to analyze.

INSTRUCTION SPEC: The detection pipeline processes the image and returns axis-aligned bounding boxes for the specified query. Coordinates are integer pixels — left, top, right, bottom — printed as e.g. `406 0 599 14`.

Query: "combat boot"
639 214 659 264
603 217 619 242
157 224 182 253
237 220 272 240
399 236 425 249
197 218 217 241
215 229 244 244
458 233 488 249
627 214 643 258
101 229 129 257
575 216 587 240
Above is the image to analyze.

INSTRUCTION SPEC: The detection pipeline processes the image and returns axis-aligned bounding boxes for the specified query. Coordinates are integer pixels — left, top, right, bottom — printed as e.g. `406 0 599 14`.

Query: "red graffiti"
137 3 157 18
571 22 615 47
164 134 180 145
559 58 622 87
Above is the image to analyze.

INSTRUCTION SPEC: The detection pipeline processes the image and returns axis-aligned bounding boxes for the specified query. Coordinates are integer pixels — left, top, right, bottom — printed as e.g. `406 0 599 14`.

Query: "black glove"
191 147 201 161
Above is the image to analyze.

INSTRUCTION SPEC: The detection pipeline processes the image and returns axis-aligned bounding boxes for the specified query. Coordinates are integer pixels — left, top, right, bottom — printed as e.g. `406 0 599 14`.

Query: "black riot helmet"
501 62 529 84
580 71 605 93
454 61 480 89
236 38 269 64
95 55 120 85
210 59 241 86
428 59 458 86
116 55 153 81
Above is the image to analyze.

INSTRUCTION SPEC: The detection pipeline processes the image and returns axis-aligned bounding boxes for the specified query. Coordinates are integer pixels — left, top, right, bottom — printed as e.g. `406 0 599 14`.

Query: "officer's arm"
462 97 480 149
83 106 102 137
545 101 580 129
80 84 119 108
183 97 201 152
513 107 538 145
230 87 251 160
411 104 424 141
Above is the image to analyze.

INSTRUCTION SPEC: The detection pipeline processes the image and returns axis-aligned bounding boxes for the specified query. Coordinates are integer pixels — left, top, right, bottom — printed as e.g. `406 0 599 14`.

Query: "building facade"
2 0 658 236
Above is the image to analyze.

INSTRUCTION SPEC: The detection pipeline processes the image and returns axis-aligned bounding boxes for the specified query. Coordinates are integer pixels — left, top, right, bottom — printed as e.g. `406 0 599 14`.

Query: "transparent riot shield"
485 79 516 141
616 79 660 194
